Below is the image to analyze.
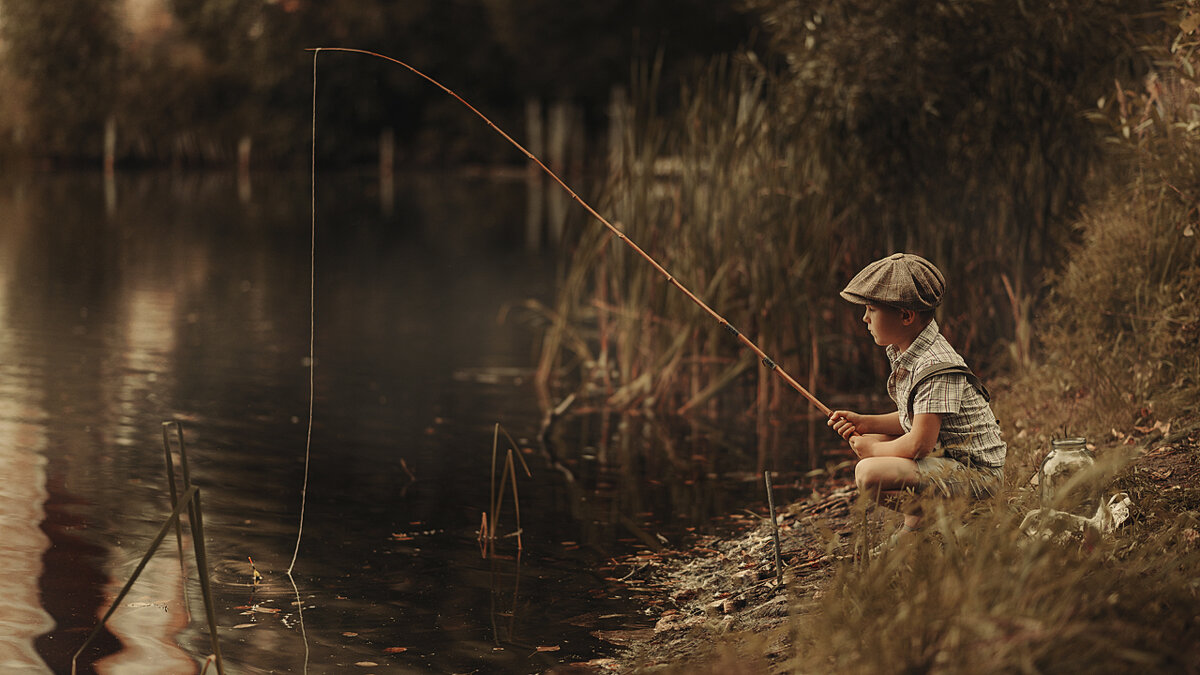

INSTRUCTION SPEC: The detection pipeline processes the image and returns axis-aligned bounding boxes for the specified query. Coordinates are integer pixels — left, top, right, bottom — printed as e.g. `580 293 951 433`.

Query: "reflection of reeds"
72 422 224 675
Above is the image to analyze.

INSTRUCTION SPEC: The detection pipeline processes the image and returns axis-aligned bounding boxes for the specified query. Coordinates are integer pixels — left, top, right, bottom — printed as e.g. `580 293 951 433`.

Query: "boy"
827 253 1005 543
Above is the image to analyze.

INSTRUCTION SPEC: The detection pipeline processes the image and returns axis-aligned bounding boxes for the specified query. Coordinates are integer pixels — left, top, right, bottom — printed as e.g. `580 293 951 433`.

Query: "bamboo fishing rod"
308 47 835 419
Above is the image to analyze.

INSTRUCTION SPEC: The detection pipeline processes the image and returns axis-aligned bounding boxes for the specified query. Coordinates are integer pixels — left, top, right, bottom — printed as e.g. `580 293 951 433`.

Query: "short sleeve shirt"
885 320 1006 469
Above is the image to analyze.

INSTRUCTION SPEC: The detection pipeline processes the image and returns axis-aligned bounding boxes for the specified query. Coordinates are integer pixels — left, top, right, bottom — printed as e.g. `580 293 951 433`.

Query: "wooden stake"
765 470 784 586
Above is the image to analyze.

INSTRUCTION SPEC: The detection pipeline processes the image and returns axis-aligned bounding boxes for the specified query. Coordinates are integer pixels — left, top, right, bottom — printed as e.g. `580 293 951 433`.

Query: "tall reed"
536 1 1159 432
541 60 1069 427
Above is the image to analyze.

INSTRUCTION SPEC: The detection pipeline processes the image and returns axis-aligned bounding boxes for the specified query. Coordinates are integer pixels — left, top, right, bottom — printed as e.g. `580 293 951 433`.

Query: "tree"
747 0 1153 280
1 0 125 160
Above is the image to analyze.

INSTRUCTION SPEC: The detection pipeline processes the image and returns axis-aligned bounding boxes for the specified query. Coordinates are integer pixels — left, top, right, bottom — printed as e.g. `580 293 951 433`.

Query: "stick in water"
306 47 835 418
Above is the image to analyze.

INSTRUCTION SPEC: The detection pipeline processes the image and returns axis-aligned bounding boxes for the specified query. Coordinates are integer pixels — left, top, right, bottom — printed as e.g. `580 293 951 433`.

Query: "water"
0 170 827 674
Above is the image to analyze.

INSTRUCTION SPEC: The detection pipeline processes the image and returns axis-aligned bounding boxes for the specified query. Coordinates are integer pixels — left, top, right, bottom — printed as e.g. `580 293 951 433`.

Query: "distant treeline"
0 0 755 168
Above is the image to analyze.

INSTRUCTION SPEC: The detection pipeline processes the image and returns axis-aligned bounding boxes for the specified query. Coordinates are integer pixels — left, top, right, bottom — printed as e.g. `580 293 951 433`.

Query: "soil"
556 419 1200 674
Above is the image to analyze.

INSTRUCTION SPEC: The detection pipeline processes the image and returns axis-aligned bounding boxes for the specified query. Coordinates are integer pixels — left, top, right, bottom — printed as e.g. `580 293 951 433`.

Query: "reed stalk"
71 483 224 675
486 423 532 556
161 421 191 615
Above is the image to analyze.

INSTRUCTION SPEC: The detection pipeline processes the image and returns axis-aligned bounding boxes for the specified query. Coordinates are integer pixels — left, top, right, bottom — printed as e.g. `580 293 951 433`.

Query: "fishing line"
286 572 310 672
305 46 835 418
287 48 319 576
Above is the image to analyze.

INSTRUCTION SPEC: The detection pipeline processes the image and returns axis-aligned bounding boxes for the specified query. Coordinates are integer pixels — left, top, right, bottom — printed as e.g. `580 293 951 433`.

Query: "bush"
1003 0 1200 447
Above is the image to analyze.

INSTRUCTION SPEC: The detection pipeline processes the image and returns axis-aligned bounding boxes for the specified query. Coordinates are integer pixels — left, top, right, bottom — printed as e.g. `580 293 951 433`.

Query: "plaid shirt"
886 320 1006 469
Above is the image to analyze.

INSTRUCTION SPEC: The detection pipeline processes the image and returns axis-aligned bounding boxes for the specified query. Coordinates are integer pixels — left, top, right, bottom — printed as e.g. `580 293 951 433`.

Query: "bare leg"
855 455 924 529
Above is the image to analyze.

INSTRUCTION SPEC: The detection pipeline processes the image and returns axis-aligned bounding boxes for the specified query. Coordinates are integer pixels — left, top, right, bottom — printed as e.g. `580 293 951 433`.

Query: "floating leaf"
342 632 359 637
383 647 407 654
232 623 256 629
355 662 378 667
535 645 561 652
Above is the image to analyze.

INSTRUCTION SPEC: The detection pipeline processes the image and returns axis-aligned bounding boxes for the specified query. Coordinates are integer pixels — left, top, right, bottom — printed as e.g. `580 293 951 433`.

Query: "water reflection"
0 176 55 671
0 169 850 673
0 365 55 670
2 170 654 673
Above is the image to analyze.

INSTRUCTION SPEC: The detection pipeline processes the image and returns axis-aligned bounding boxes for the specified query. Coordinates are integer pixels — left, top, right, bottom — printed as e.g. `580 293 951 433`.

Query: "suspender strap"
906 362 991 420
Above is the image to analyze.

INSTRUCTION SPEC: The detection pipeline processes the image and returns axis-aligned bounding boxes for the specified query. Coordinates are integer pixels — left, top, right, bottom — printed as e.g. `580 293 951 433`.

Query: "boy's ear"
900 308 919 325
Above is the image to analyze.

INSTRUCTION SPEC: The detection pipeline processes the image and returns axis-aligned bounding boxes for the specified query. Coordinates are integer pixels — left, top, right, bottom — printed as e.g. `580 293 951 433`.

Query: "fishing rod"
307 47 835 419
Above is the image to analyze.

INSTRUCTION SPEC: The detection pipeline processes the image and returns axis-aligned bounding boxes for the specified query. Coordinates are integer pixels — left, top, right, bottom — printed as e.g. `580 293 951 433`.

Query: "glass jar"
1039 437 1101 517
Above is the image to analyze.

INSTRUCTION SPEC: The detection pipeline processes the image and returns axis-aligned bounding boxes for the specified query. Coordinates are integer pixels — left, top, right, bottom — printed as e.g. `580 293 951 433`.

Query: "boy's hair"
839 253 945 312
875 303 937 325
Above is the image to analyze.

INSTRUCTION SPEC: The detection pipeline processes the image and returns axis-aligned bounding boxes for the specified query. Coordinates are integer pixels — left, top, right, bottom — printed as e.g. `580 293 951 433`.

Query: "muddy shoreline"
571 480 857 673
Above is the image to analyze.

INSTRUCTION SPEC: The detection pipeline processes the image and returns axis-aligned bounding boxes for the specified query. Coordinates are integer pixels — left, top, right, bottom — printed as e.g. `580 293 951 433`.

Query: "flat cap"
839 252 945 311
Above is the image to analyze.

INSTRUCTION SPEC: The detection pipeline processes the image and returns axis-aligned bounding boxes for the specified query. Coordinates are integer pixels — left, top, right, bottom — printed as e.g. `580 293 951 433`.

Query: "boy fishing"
827 253 1006 547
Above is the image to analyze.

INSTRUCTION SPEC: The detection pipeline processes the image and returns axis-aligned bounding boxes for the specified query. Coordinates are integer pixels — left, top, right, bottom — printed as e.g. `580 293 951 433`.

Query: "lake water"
0 170 824 674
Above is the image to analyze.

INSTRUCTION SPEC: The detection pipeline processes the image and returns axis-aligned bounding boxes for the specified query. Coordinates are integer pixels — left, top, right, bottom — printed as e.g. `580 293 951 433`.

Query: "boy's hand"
827 410 863 440
848 434 877 458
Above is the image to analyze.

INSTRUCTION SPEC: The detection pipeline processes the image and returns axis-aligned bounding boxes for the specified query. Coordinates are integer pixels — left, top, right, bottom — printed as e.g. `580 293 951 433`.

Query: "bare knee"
855 458 883 494
855 456 920 495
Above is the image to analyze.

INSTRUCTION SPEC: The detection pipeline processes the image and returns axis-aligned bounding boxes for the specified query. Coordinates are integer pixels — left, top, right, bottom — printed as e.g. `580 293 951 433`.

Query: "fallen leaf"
232 623 256 629
383 647 407 654
536 645 561 652
355 662 378 667
343 632 359 637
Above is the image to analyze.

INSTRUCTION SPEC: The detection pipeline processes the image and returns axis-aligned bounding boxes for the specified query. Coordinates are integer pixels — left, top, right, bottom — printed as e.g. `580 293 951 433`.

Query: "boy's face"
861 303 913 347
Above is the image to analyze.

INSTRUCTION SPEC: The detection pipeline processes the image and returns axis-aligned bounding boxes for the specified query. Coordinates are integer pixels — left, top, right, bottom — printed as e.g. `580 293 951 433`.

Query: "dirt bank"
565 420 1200 674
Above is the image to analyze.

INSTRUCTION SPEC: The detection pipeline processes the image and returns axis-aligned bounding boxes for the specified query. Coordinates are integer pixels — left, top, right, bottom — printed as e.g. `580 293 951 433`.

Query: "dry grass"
779 495 1200 674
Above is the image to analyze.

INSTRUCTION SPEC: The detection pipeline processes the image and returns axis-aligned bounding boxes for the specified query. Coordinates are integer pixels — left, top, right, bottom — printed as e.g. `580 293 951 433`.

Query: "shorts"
914 456 1003 499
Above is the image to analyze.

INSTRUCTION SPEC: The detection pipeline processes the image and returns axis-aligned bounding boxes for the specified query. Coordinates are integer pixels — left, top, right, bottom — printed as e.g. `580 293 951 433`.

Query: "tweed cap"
839 252 945 311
